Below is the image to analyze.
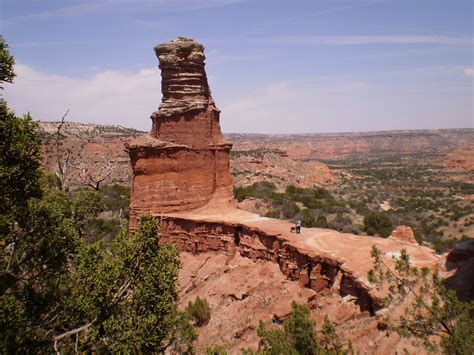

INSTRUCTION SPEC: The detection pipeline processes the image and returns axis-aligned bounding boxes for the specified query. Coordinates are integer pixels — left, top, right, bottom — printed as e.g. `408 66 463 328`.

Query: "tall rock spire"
147 37 224 147
153 37 217 118
127 38 234 230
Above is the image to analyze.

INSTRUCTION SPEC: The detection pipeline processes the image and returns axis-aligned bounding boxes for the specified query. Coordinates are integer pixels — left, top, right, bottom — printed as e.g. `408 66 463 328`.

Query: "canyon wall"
158 216 381 314
228 129 474 160
127 38 234 229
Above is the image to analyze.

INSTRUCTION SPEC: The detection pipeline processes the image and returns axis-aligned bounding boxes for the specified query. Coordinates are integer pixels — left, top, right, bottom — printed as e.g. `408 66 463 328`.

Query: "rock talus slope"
127 38 234 229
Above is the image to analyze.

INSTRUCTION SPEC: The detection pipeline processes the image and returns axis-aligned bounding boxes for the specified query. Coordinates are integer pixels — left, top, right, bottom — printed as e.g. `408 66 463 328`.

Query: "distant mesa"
126 37 235 229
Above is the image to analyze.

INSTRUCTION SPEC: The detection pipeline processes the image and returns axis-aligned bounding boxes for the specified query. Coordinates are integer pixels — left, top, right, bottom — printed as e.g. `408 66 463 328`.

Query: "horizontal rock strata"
127 38 234 229
153 207 440 315
158 217 387 313
152 38 216 119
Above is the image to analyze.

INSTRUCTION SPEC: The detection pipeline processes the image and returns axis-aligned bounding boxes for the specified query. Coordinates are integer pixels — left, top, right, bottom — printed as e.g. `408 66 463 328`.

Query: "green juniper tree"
0 36 195 353
186 296 211 326
252 302 353 355
206 345 228 355
368 245 474 354
54 215 192 353
363 211 393 237
0 36 15 90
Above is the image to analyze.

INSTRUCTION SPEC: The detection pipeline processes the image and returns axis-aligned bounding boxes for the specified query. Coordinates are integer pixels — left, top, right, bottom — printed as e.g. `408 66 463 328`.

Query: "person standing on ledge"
296 220 301 234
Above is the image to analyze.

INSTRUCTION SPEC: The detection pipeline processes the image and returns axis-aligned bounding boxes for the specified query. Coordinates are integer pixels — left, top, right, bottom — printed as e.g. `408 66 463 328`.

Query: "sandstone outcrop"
444 141 474 173
127 38 234 229
388 225 418 245
231 152 336 191
446 239 474 266
159 209 440 314
177 252 426 354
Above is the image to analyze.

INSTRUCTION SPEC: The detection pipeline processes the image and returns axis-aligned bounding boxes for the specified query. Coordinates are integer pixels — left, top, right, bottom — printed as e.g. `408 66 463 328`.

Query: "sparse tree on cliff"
363 211 393 237
52 110 114 192
250 302 353 355
73 154 113 191
368 245 474 354
186 296 211 326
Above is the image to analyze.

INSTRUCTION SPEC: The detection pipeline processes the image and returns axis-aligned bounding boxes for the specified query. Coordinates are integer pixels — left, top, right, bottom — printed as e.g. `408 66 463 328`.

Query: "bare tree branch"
52 317 98 343
72 150 114 190
87 167 112 190
54 109 70 191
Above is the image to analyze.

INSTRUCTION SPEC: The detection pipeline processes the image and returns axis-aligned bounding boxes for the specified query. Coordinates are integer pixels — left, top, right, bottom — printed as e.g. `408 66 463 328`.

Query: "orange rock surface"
162 207 439 309
231 152 337 190
388 225 418 245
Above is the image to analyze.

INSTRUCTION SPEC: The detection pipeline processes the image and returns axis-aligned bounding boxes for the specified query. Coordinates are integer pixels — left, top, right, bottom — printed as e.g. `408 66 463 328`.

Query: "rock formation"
388 225 418 245
445 239 474 301
122 37 445 353
127 37 234 229
159 211 439 314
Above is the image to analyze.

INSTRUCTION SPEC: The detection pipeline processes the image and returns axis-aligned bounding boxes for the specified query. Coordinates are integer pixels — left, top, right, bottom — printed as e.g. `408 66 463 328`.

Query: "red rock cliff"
127 37 234 229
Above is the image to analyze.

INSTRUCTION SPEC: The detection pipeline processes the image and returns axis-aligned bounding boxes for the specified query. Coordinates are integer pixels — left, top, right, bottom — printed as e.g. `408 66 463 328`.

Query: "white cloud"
218 75 472 133
219 80 372 133
4 63 373 133
275 35 473 46
4 63 472 134
4 63 161 130
464 68 474 77
246 1 376 33
4 0 249 25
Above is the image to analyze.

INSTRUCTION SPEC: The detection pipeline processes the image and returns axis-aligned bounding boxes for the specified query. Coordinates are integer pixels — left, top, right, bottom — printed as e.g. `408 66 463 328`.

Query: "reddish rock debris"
388 225 418 245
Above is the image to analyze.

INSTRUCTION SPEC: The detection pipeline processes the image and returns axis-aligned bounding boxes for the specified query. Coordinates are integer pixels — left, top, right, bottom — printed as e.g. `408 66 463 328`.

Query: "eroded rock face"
153 39 215 116
159 216 381 314
445 240 474 301
388 225 418 245
127 38 234 229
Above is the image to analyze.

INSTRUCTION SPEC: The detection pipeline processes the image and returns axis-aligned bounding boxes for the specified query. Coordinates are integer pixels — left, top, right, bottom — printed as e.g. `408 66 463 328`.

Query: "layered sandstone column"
127 37 234 229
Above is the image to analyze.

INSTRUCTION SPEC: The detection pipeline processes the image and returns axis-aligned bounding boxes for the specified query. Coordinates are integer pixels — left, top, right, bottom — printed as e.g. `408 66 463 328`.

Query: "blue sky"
2 0 473 133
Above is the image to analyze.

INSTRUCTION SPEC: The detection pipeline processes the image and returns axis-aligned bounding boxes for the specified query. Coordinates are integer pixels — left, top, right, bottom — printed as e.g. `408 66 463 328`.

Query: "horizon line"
37 120 473 136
